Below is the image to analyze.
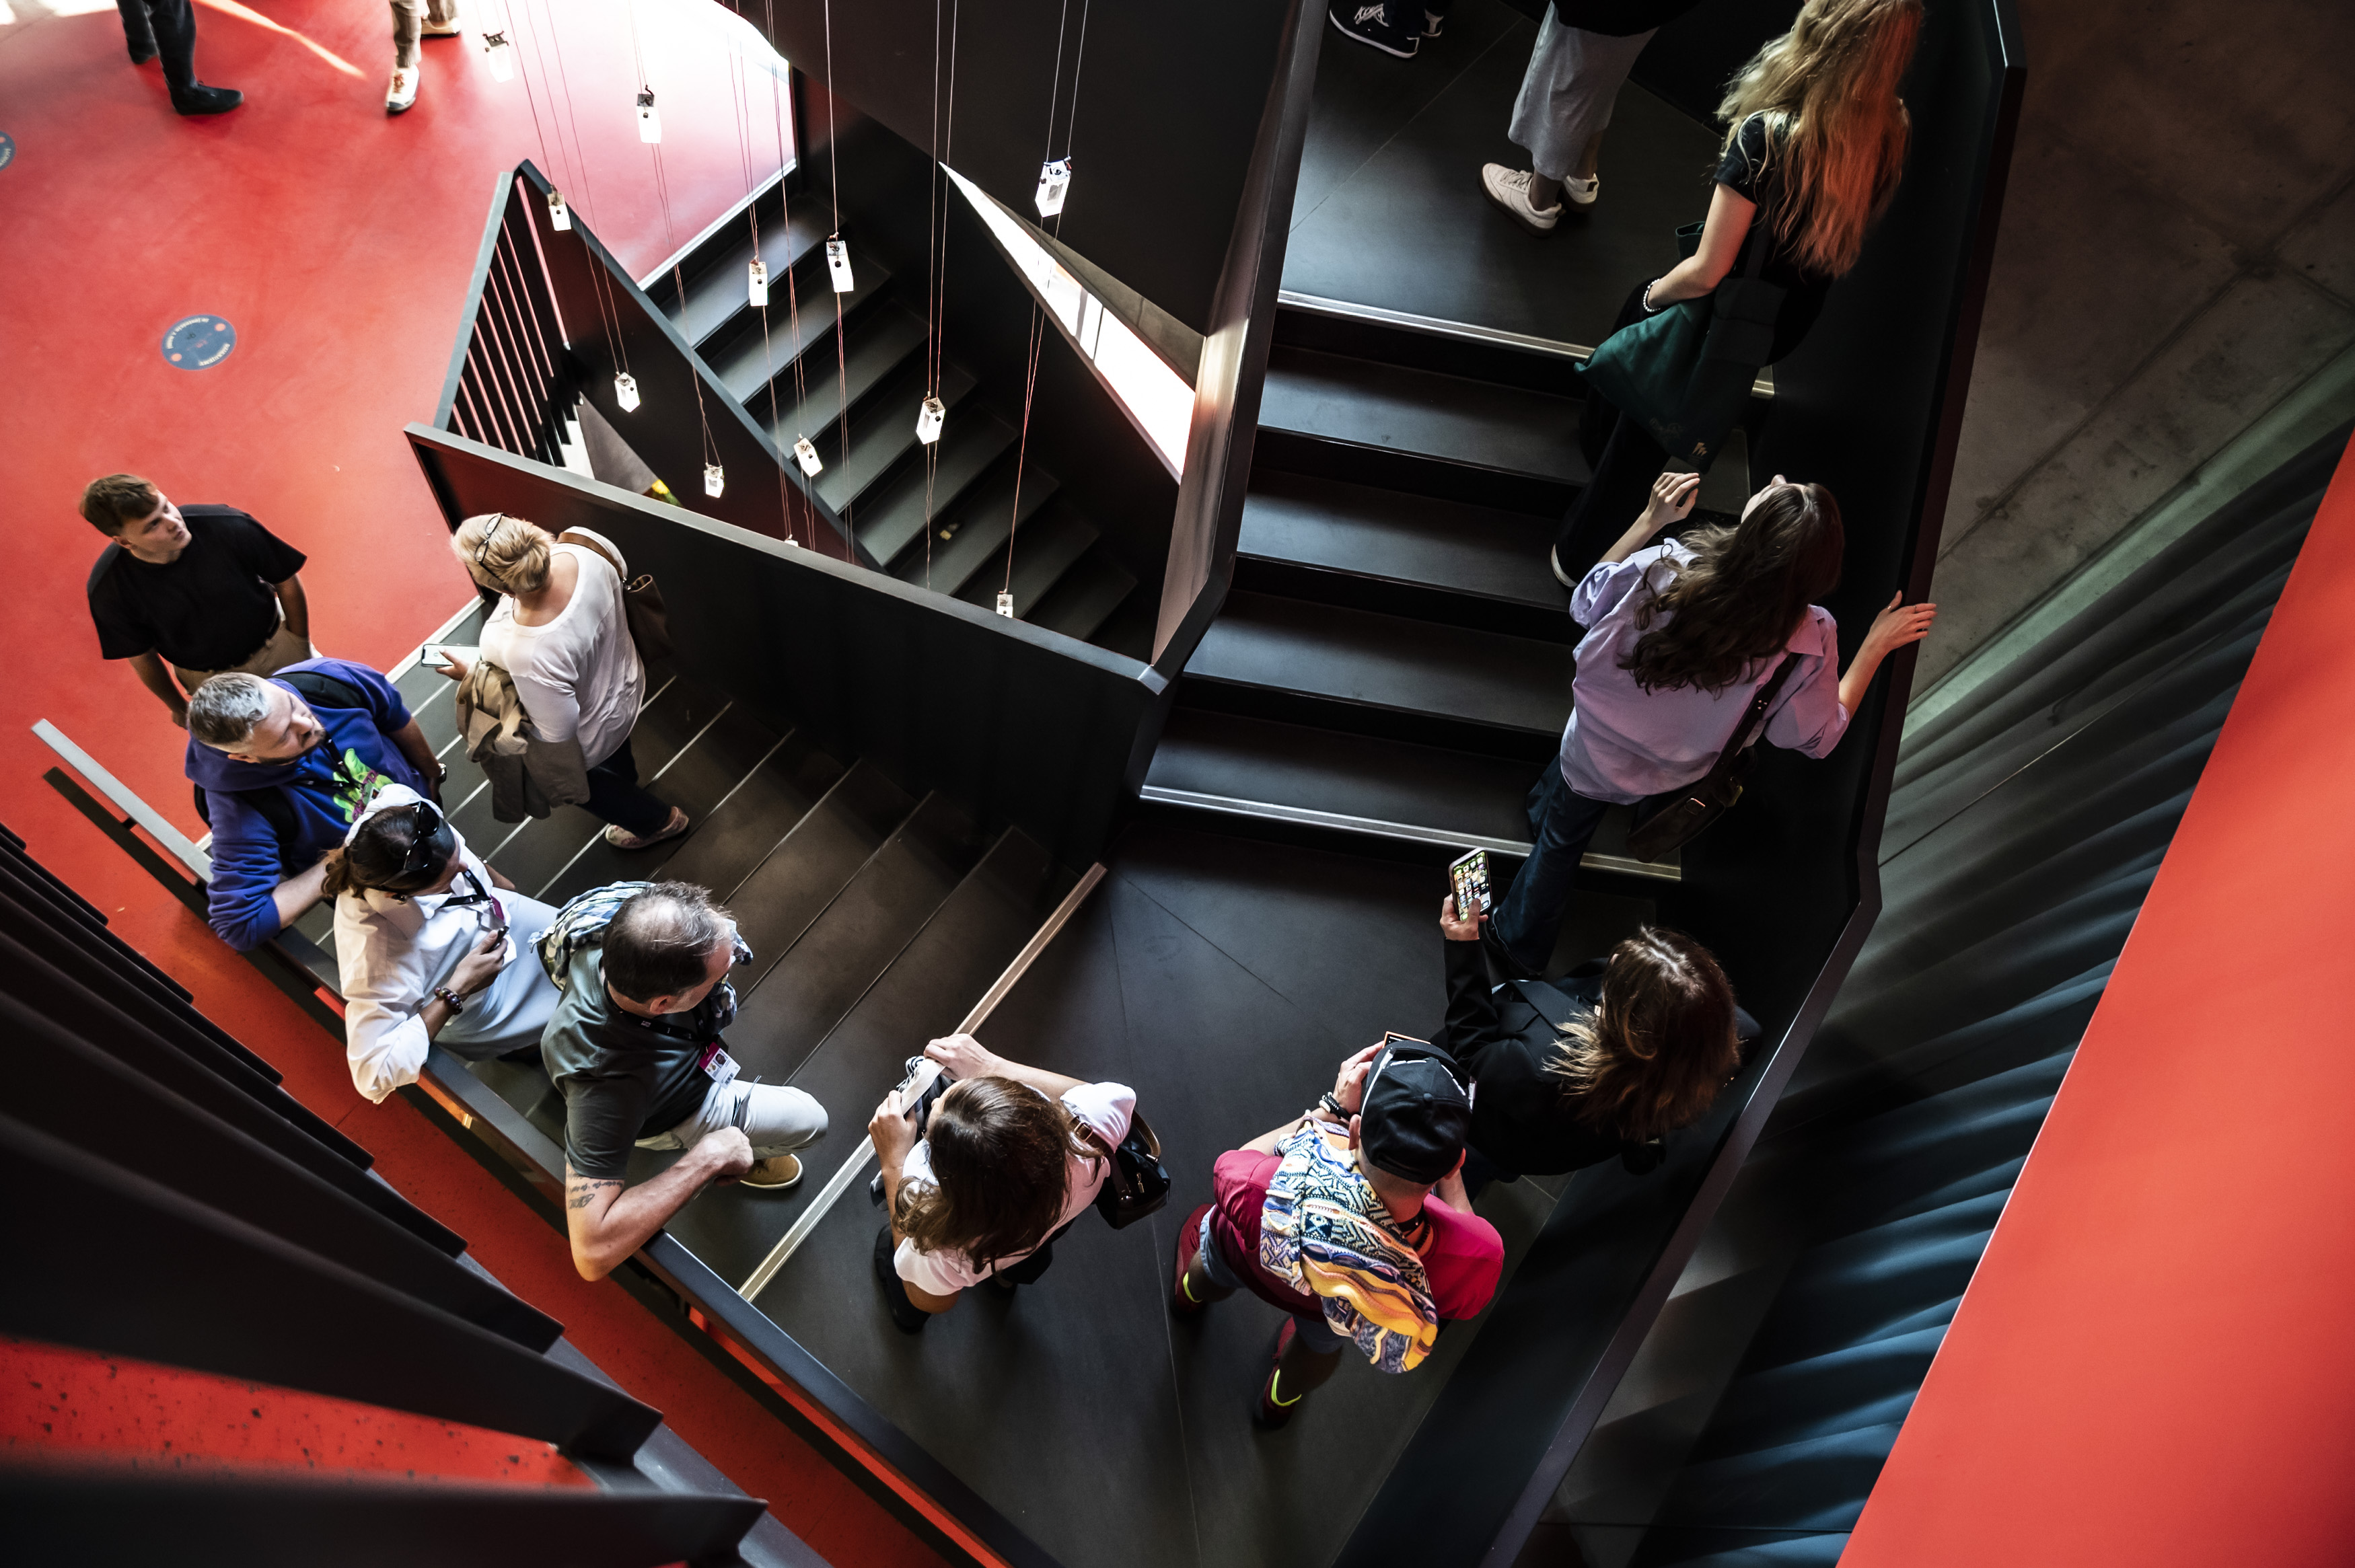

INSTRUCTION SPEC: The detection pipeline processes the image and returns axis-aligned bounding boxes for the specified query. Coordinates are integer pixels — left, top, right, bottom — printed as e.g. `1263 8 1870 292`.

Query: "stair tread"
1260 346 1585 486
901 454 1059 597
1027 552 1137 645
710 287 918 411
723 760 917 994
955 496 1097 616
854 408 1019 569
813 363 978 517
1147 710 1542 848
1185 591 1573 737
1240 470 1567 612
655 729 849 900
726 791 994 1084
666 203 832 350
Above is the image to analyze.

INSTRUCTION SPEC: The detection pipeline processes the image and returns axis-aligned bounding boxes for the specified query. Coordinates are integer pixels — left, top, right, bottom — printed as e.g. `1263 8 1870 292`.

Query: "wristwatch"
1319 1090 1352 1121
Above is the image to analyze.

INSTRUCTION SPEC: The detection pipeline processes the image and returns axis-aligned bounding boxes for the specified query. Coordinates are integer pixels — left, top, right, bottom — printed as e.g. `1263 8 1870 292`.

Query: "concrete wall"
1921 0 2355 688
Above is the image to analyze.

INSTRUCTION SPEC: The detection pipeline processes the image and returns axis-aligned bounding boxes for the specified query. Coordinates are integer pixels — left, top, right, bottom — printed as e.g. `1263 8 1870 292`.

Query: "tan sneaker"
740 1154 803 1190
602 805 690 850
1481 163 1562 235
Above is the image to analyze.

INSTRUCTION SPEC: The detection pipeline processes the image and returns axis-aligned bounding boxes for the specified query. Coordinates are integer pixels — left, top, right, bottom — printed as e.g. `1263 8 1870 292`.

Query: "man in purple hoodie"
185 659 445 951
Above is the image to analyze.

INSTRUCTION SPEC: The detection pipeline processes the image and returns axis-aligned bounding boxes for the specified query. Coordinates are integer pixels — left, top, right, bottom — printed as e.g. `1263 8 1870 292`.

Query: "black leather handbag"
1626 655 1798 863
1093 1112 1170 1230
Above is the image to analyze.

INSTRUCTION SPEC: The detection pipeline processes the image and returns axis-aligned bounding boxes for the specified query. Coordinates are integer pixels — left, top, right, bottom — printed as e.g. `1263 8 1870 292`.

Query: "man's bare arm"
127 651 189 726
270 857 331 931
273 574 311 642
563 1129 752 1281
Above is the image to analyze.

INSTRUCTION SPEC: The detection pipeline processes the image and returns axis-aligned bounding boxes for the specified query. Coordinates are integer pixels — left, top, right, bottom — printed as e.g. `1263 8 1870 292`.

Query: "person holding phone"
324 783 563 1104
1486 470 1935 978
1171 1039 1503 1427
869 1035 1136 1333
1437 895 1751 1192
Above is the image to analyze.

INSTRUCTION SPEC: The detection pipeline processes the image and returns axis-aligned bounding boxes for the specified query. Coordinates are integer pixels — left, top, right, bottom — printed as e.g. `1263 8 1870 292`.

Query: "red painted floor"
0 5 943 1563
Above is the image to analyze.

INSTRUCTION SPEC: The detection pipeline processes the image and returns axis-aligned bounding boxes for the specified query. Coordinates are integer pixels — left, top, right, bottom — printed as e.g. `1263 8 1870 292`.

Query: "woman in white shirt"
326 784 563 1103
867 1033 1135 1335
439 512 687 850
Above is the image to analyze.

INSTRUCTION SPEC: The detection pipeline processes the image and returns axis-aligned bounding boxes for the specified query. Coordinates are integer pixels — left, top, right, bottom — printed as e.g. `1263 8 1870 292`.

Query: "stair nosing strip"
1136 786 1680 883
1180 671 1565 741
1274 289 1774 400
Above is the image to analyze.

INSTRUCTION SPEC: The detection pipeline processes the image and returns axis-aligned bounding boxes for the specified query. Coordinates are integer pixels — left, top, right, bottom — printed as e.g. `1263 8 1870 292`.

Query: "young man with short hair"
82 474 313 729
185 663 444 952
1173 1037 1505 1426
537 882 829 1281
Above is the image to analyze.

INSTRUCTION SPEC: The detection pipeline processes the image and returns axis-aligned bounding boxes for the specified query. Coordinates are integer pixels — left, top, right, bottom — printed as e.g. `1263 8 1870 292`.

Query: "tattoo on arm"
566 1178 622 1210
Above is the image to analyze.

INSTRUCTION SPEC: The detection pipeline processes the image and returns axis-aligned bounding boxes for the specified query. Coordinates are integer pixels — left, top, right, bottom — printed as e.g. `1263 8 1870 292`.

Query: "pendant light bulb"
704 463 725 498
916 396 946 446
1035 159 1072 219
614 372 641 412
636 87 662 144
825 237 854 294
793 437 824 476
546 188 571 231
482 30 515 82
748 258 768 307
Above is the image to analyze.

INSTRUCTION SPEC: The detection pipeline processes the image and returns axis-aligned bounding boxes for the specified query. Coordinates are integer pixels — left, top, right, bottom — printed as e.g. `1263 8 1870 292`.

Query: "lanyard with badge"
690 930 756 1088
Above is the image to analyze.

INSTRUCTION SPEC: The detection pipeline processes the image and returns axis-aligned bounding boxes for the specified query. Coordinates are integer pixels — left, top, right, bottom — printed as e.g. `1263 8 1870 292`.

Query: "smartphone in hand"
1448 848 1491 922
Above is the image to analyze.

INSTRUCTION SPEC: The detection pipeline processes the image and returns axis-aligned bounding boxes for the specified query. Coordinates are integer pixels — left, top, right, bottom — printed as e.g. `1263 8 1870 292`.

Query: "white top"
478 528 646 769
894 1080 1136 1296
332 786 547 1103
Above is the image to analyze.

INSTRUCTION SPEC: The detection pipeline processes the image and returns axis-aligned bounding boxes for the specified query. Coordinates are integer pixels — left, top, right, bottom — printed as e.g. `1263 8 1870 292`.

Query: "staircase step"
853 406 1019 569
1026 550 1138 646
1256 346 1586 514
1274 296 1589 397
955 496 1097 618
725 791 995 1084
724 759 917 994
900 453 1060 598
1237 470 1572 642
1180 591 1571 757
536 704 783 905
662 203 834 351
813 363 979 519
459 676 723 895
656 728 848 899
706 283 898 428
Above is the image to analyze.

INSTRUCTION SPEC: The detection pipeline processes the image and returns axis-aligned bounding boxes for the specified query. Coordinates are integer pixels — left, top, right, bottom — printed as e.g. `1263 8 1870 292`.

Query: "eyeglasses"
473 513 505 575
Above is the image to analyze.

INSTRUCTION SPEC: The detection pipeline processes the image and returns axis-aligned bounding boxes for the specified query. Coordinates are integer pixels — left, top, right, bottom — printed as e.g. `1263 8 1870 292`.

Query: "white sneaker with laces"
385 65 420 114
1562 174 1601 209
420 5 462 36
1481 164 1562 235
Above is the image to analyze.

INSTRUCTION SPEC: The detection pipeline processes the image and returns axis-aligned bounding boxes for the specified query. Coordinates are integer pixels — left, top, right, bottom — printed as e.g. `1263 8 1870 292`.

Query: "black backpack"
191 669 373 876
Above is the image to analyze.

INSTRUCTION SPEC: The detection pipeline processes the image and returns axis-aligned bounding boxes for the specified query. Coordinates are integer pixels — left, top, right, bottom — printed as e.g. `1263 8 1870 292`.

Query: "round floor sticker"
163 314 237 369
0 134 15 172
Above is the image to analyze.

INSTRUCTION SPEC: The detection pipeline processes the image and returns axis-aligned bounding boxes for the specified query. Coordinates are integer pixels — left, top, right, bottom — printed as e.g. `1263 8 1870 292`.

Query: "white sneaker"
420 6 462 36
1562 174 1601 209
385 65 419 114
1481 164 1561 235
1423 7 1445 34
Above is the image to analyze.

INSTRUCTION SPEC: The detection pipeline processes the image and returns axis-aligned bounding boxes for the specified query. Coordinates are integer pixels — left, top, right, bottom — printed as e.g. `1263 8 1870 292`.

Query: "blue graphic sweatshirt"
185 658 427 951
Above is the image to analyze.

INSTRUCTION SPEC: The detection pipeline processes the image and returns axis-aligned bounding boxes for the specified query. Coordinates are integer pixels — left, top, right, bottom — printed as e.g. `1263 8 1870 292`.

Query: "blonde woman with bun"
1552 0 1922 585
440 513 688 849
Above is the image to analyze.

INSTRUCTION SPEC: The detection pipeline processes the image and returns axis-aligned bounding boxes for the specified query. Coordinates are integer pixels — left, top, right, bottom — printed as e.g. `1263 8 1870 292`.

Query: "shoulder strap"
556 530 626 582
279 668 368 713
1690 653 1800 794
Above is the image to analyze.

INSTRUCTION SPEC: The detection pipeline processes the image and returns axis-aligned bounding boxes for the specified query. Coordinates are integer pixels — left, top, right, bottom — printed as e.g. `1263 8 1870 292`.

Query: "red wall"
1844 433 2355 1566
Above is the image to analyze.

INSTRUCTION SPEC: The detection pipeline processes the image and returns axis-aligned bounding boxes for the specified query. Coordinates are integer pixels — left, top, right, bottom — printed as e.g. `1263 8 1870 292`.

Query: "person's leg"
583 737 682 842
118 0 157 63
1178 1204 1243 1312
873 1225 933 1334
1258 1314 1347 1425
725 1080 830 1162
1554 408 1670 581
390 0 425 69
1487 765 1612 976
424 0 462 31
141 0 194 89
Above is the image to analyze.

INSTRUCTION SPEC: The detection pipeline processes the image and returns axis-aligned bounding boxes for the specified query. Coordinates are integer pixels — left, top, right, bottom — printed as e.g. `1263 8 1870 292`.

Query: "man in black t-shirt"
81 473 313 729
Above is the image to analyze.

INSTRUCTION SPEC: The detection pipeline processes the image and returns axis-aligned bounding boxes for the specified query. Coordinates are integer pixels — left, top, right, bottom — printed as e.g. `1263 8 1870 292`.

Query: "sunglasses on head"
473 513 506 575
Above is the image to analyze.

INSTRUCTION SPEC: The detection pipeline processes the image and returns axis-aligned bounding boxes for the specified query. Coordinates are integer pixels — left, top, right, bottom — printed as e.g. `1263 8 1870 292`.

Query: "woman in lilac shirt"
1486 470 1936 975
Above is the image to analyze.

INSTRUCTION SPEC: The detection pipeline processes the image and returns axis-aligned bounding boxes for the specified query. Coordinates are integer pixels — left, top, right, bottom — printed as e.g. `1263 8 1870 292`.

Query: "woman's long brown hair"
1549 928 1743 1144
1716 0 1921 278
1622 483 1844 694
894 1076 1104 1275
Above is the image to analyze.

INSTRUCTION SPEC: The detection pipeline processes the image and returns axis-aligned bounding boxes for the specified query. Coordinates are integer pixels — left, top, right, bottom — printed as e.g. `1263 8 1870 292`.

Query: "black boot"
171 82 244 115
873 1226 930 1335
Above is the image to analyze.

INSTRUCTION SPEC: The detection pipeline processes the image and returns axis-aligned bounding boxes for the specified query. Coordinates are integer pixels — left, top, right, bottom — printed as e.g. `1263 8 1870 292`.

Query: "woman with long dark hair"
869 1033 1136 1334
1486 469 1935 975
1436 899 1752 1190
1552 0 1922 584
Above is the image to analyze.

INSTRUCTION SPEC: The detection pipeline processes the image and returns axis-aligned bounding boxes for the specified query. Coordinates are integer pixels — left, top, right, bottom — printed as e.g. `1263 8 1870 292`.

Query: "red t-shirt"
1209 1146 1505 1321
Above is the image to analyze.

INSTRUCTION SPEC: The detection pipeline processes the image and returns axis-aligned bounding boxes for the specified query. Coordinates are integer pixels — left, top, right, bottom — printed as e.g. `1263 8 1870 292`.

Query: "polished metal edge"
34 718 212 880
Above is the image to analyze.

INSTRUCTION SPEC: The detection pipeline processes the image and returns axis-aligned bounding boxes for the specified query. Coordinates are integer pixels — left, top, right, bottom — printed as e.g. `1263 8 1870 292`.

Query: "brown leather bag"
1625 655 1798 863
558 529 675 663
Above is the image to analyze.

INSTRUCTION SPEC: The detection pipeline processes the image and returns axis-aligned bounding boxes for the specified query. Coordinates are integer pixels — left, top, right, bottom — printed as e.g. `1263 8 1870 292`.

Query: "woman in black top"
1551 0 1922 586
1434 897 1752 1188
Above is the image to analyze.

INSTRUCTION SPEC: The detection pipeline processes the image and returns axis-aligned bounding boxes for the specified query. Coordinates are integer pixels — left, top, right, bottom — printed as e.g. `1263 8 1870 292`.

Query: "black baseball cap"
1360 1038 1474 1185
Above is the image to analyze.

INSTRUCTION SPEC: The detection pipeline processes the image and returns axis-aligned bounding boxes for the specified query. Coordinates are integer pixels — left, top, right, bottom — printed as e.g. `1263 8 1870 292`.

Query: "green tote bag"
1579 221 1784 468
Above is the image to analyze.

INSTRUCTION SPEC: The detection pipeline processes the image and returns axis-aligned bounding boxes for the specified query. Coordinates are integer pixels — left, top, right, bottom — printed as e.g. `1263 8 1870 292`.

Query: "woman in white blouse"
326 784 562 1103
439 512 687 850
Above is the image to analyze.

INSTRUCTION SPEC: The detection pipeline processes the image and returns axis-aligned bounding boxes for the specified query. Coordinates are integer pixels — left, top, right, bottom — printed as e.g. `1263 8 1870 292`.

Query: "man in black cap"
1173 1037 1507 1426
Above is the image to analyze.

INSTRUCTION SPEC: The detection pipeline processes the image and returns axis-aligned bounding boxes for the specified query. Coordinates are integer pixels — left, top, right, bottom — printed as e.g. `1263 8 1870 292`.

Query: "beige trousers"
173 620 314 696
392 0 461 69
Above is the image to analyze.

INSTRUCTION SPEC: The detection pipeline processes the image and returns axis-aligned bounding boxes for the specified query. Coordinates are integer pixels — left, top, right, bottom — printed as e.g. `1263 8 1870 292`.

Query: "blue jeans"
1488 761 1613 975
1199 1209 1344 1354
